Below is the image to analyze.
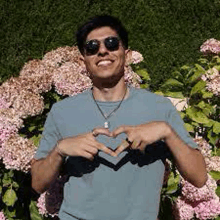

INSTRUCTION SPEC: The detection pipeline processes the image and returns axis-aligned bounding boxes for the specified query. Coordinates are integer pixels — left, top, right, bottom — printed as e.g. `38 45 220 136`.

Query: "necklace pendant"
104 121 109 129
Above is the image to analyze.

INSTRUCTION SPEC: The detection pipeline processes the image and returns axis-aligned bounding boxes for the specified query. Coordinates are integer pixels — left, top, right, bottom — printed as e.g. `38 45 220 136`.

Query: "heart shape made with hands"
93 126 135 166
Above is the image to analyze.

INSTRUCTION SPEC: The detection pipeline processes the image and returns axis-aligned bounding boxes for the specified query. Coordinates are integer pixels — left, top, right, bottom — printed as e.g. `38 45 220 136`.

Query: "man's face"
81 26 130 83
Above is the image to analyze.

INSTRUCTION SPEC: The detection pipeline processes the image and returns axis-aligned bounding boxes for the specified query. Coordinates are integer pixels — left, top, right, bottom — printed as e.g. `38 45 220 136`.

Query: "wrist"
163 122 173 140
54 140 67 158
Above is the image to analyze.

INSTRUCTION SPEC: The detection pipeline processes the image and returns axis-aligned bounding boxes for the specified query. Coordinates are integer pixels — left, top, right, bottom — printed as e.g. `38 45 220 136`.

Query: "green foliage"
1 0 220 89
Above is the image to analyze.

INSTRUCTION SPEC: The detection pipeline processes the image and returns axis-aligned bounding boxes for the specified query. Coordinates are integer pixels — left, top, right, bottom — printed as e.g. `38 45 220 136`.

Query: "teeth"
97 60 112 66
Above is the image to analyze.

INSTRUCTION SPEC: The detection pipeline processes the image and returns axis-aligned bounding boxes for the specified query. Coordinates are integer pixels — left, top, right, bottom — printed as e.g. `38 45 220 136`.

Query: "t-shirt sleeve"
34 106 62 160
165 99 198 149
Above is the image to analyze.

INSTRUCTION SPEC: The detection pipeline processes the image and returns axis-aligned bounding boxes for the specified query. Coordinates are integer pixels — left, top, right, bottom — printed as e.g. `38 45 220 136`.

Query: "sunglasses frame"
84 36 121 56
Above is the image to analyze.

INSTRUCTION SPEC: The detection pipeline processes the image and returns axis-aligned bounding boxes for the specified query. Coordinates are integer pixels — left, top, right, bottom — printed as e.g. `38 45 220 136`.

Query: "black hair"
76 15 128 55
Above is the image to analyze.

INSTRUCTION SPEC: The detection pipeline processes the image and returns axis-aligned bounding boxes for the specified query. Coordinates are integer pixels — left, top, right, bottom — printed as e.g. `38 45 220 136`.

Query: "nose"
97 41 109 56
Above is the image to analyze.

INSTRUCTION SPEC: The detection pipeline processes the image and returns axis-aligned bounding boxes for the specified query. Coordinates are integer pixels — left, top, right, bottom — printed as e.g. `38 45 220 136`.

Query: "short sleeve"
166 99 198 149
34 106 62 159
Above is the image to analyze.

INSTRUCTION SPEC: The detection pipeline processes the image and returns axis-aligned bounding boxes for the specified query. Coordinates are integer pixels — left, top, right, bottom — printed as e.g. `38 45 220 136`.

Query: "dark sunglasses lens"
85 40 99 55
105 37 119 51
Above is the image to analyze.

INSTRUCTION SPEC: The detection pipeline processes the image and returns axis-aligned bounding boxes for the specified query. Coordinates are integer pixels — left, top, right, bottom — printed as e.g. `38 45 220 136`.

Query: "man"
31 15 207 220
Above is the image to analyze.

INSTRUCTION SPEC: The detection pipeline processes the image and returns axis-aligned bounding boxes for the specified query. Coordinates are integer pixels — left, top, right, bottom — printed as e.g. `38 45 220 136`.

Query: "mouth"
96 59 114 67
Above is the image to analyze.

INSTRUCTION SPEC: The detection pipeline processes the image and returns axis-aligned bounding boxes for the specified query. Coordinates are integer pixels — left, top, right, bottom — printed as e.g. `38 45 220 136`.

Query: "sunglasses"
84 36 120 56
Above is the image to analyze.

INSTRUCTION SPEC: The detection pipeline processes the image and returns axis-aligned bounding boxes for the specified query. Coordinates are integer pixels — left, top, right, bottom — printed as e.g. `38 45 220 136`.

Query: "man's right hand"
57 127 117 160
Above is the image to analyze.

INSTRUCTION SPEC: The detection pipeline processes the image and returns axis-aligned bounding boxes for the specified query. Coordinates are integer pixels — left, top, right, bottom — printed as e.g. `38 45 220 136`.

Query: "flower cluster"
173 175 220 220
200 38 220 55
0 108 23 145
0 45 143 218
0 134 37 172
195 137 220 172
0 212 7 220
201 67 220 96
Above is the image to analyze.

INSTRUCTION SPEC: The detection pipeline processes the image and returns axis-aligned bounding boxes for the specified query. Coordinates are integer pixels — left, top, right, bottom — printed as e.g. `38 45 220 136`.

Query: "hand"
57 127 117 160
112 121 171 155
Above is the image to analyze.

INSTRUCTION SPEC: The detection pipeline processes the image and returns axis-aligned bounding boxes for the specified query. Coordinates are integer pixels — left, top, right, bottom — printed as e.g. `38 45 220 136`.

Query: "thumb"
92 127 113 137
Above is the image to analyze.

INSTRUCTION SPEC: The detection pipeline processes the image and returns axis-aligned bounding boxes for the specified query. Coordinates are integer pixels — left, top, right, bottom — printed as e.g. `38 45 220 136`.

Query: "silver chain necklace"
91 87 127 128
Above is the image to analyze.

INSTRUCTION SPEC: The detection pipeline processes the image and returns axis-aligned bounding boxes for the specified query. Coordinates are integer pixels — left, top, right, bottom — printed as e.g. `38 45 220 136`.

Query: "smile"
97 60 113 67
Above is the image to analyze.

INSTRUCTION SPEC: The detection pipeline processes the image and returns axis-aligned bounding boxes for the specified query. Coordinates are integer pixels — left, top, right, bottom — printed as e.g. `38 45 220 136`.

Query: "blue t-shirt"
35 87 197 220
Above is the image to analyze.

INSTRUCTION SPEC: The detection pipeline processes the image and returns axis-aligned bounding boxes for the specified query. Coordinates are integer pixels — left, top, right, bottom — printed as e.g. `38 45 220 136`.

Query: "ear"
125 49 132 66
79 55 85 66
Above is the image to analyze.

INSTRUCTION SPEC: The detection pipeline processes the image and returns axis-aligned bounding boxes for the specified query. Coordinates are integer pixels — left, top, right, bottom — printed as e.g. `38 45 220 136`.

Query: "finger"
137 142 147 153
131 139 141 149
112 125 131 138
114 140 130 156
96 142 117 157
81 151 94 161
85 146 99 155
91 127 113 138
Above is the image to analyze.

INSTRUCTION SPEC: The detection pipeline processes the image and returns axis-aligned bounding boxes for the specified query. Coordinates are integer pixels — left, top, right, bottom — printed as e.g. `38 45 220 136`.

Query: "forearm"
164 124 208 188
31 146 64 194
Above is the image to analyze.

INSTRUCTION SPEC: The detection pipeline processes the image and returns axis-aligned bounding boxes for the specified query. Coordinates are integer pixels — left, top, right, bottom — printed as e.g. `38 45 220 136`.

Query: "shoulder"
132 88 173 107
50 89 91 113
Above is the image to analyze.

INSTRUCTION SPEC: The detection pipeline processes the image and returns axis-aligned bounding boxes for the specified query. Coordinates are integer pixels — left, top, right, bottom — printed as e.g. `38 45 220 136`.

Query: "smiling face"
81 26 130 86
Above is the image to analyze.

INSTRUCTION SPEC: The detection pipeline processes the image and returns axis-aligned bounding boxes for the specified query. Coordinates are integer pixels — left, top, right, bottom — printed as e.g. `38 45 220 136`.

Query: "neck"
92 80 129 102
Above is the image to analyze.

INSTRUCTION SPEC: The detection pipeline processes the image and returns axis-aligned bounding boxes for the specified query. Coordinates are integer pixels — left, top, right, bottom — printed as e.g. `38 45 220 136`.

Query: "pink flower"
0 134 36 172
167 97 188 111
12 91 44 118
173 197 195 220
201 67 220 96
52 62 92 96
131 51 143 64
0 211 7 220
0 98 10 109
181 174 217 202
43 46 81 68
194 195 220 220
200 38 220 54
124 66 142 88
37 192 48 216
19 60 53 93
0 108 23 146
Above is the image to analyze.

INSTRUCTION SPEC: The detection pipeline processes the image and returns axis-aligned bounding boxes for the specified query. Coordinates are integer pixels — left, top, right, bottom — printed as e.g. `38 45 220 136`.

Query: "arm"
112 121 208 188
31 129 116 194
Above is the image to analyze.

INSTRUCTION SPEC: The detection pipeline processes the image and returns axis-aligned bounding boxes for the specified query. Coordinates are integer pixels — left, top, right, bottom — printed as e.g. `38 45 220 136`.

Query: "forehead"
86 26 118 41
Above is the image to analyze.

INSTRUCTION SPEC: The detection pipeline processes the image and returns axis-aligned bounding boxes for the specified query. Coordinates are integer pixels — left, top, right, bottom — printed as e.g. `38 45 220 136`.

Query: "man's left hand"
112 121 171 156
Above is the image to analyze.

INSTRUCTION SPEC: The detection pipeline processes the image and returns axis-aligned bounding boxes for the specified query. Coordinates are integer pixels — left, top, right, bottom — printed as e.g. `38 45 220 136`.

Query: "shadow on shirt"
64 141 172 177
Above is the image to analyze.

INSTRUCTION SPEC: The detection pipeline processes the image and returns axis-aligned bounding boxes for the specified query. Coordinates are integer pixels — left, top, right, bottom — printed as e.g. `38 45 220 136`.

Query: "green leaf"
184 123 194 132
215 216 220 220
163 91 184 99
213 121 220 134
180 112 186 119
190 80 206 96
161 78 183 89
186 108 210 124
12 181 19 189
207 130 219 146
216 148 220 156
29 200 44 220
201 90 214 98
2 173 12 187
135 69 151 81
4 207 16 218
154 91 164 96
3 188 17 206
205 119 215 127
209 171 220 180
30 134 42 146
188 65 205 83
180 65 191 70
166 172 180 194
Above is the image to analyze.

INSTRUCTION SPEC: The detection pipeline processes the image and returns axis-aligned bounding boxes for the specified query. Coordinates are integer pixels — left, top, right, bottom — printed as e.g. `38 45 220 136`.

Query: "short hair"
76 15 128 55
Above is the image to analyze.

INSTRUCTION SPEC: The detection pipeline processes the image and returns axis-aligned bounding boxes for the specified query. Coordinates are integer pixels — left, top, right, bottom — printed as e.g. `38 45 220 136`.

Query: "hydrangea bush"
158 39 220 220
0 39 219 219
0 46 144 219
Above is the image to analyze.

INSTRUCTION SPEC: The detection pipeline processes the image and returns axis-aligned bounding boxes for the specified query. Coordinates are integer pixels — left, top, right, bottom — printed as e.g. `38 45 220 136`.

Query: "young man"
31 15 207 220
